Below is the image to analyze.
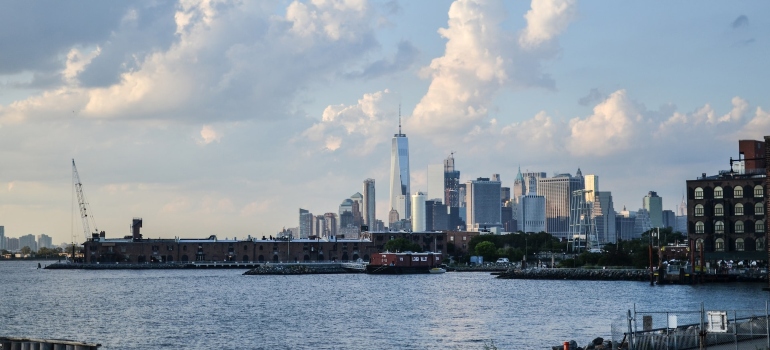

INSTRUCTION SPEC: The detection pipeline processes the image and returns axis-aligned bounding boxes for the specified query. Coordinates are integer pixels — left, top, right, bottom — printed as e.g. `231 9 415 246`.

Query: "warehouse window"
735 221 744 233
695 187 704 199
715 238 725 252
755 185 764 198
695 204 704 217
734 186 743 198
714 204 724 216
715 221 725 234
714 186 723 199
736 238 745 251
735 203 744 216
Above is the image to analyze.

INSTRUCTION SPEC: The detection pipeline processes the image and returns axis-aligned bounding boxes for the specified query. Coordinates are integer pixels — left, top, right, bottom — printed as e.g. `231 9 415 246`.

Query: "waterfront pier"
0 337 100 350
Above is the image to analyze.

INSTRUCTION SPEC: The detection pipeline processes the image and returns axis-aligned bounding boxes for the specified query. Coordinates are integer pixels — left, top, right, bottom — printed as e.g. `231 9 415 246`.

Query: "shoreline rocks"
497 268 649 281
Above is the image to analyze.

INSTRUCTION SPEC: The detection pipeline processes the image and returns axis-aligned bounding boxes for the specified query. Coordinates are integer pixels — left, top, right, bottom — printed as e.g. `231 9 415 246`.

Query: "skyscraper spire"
394 104 405 137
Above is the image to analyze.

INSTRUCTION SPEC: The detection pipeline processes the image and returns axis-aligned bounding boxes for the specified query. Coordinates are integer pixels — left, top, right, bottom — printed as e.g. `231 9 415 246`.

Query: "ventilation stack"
131 218 143 241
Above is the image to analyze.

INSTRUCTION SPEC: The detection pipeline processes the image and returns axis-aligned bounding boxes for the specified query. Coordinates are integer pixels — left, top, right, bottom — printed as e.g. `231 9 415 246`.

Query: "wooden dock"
0 337 100 350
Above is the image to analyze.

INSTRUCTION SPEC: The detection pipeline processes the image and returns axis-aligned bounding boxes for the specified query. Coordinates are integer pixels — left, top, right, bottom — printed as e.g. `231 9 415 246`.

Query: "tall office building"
443 153 460 208
592 191 616 243
299 209 313 239
363 179 376 228
411 192 426 232
537 172 584 239
427 164 444 202
350 192 363 227
633 209 652 237
615 207 636 241
389 118 410 219
584 175 598 202
19 234 37 252
517 192 546 233
643 191 663 228
323 213 338 238
0 226 4 250
425 200 449 231
37 234 53 249
314 215 326 237
466 177 502 231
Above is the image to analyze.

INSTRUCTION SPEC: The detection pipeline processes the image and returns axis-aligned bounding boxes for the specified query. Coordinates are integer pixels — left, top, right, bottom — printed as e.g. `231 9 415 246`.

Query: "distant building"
19 234 37 252
593 191 616 244
738 139 766 174
363 179 376 228
643 191 663 228
517 192 546 233
675 195 688 234
411 192 426 232
350 192 364 227
299 208 313 239
662 210 676 229
466 177 502 231
425 200 449 231
6 237 19 251
389 119 411 220
323 213 338 238
444 153 461 208
0 226 4 250
633 209 652 237
37 234 53 250
427 164 444 203
388 208 399 227
615 207 636 241
537 171 583 239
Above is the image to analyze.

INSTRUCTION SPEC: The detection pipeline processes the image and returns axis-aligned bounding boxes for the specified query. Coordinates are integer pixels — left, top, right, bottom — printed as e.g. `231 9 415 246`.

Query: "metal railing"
611 303 770 350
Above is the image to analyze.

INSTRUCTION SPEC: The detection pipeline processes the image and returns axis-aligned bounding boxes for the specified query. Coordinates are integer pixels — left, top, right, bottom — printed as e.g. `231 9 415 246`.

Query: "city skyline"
0 1 768 244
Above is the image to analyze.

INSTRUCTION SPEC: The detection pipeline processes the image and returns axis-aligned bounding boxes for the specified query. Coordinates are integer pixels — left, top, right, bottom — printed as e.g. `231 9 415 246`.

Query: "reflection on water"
0 261 767 349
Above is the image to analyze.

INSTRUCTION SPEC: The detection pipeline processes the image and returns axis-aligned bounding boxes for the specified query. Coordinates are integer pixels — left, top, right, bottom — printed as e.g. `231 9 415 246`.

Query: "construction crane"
72 159 100 241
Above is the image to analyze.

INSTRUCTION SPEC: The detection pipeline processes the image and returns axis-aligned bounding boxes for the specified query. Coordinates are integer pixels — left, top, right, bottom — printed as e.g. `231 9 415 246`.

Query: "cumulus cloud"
345 40 419 79
409 0 575 137
518 0 577 49
301 89 396 154
567 90 642 157
0 0 384 124
578 88 605 106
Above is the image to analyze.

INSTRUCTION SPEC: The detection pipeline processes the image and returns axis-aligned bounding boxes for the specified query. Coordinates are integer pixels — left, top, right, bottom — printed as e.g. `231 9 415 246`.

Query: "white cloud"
409 0 509 134
198 125 222 145
519 0 577 49
567 90 641 157
301 89 396 155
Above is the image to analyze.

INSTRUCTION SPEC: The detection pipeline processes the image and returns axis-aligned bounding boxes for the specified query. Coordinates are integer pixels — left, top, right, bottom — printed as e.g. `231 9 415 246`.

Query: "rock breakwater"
243 263 355 275
497 268 649 281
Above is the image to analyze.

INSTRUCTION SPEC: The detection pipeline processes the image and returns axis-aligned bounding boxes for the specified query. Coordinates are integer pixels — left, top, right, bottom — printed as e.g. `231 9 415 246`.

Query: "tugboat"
365 251 443 274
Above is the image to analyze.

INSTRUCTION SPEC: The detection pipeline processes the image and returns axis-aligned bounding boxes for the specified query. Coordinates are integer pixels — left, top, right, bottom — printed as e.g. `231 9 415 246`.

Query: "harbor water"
1 261 767 349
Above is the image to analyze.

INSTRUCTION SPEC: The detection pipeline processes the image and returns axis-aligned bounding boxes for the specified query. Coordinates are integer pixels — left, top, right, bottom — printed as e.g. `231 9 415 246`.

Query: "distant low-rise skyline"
0 1 768 244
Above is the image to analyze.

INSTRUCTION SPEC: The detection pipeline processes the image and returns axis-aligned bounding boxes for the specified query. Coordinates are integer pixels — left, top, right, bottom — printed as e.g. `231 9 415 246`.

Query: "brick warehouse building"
686 138 769 268
81 220 454 264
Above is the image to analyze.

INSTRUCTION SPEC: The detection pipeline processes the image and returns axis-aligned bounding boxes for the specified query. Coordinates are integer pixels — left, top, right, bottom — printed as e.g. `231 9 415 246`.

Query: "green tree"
20 246 32 256
383 238 422 253
475 241 498 261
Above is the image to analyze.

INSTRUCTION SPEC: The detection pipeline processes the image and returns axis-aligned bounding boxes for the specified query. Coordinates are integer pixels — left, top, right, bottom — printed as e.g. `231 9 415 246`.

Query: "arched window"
695 221 705 234
735 220 744 233
735 203 744 216
714 204 724 216
715 238 725 252
715 221 725 234
755 203 764 215
736 238 745 251
757 237 765 251
756 220 765 233
714 186 723 199
695 187 704 199
695 204 704 217
696 238 705 251
755 185 764 198
734 186 743 198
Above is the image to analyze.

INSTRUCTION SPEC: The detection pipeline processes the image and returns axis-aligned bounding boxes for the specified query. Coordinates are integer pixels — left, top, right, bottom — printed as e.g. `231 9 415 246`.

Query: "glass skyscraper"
389 122 410 219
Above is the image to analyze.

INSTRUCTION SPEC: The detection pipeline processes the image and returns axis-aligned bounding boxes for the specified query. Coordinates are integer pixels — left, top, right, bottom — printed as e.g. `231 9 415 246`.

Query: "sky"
1 0 769 245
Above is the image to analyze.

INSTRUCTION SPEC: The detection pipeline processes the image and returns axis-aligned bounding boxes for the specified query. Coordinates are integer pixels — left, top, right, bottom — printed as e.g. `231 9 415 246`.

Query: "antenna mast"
398 104 402 135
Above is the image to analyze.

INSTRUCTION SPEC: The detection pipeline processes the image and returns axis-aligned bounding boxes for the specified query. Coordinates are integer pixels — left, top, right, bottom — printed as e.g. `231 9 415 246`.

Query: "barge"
365 251 443 274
